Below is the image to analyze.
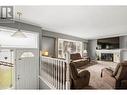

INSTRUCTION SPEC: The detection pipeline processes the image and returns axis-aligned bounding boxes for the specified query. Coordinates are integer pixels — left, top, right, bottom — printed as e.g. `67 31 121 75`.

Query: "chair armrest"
78 70 90 78
101 68 113 77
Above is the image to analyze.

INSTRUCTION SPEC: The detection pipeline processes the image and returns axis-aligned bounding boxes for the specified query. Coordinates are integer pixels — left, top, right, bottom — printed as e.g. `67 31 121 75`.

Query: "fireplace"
101 53 113 61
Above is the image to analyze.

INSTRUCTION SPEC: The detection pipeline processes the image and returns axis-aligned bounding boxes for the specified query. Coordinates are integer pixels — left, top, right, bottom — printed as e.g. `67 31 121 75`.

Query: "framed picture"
58 38 83 59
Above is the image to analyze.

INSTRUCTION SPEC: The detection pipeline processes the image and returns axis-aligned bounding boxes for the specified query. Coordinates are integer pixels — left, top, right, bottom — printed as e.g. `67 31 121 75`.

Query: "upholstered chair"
101 61 127 89
70 62 90 89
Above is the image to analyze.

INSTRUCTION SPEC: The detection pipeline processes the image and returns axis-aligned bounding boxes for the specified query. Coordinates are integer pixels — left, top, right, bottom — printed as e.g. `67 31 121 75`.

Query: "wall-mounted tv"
97 37 119 49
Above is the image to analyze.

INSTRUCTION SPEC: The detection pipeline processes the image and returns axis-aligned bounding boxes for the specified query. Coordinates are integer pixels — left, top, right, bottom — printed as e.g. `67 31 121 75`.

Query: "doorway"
15 48 39 89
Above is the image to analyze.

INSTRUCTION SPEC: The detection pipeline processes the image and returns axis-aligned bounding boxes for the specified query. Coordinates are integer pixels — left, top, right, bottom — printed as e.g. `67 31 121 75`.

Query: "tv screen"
97 37 119 49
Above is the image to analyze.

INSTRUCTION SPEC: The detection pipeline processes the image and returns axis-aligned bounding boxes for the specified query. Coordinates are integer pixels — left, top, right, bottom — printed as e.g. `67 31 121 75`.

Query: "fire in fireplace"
101 53 113 61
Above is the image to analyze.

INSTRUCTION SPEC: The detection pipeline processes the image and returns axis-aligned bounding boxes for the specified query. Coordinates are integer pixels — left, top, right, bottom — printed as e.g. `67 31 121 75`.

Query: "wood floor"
77 61 118 89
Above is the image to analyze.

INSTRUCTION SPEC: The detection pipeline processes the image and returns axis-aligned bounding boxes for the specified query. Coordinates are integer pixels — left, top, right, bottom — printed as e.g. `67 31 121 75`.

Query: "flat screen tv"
97 37 119 49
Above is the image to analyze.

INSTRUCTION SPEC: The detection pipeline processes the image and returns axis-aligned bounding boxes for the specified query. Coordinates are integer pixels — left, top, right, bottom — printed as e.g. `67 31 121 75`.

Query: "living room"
0 5 127 90
39 6 127 89
41 31 127 89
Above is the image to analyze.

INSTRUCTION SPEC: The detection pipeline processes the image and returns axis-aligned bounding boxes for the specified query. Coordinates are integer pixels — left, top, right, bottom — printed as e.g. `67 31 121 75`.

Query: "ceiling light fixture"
11 12 27 38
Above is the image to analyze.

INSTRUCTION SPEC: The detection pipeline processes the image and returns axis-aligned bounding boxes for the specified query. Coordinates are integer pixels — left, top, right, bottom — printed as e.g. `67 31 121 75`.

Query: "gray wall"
87 40 97 60
120 36 127 49
42 36 56 57
42 29 88 58
42 29 88 42
120 35 127 62
0 21 41 33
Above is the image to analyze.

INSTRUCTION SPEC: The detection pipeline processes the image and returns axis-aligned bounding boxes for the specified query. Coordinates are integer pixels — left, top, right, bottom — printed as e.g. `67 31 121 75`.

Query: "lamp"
11 12 27 38
43 51 49 56
83 50 87 54
83 50 88 57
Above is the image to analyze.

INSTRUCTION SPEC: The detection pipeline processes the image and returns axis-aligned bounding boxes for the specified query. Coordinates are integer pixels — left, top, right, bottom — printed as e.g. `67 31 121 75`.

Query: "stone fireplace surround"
96 49 121 63
101 53 114 61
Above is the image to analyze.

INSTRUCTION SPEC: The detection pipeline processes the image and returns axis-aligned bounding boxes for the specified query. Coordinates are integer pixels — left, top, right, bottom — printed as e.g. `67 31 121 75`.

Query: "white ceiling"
14 6 127 39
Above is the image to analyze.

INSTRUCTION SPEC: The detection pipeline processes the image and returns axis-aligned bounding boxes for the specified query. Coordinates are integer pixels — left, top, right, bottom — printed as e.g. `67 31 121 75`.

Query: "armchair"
101 61 127 89
70 62 90 89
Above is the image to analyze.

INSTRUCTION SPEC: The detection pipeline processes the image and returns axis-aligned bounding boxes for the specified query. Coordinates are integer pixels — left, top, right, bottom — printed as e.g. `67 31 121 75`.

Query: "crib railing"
40 56 70 89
